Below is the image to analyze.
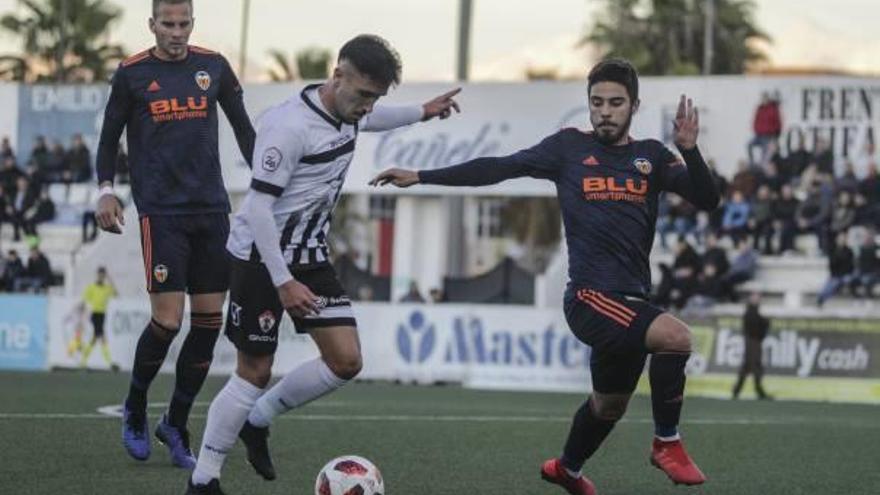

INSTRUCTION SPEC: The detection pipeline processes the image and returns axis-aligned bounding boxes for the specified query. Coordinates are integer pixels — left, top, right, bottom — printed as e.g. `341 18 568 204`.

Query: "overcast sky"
0 0 877 81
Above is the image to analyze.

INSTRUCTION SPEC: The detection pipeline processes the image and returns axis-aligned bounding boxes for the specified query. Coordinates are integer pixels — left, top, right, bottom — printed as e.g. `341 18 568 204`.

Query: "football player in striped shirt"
186 34 461 494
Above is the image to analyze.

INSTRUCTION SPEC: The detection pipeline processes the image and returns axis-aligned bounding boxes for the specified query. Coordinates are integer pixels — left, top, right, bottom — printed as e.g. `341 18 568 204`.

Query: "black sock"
650 352 689 438
167 312 222 428
126 319 178 413
560 398 617 472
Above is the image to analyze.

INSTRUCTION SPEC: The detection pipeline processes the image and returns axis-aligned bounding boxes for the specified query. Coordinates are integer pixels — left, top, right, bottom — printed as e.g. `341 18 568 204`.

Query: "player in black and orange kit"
372 59 719 494
94 0 254 469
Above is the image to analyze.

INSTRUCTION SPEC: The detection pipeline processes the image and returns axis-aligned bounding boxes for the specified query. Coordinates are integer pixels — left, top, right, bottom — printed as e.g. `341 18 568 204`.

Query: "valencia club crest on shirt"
194 70 211 91
633 158 653 175
153 264 169 284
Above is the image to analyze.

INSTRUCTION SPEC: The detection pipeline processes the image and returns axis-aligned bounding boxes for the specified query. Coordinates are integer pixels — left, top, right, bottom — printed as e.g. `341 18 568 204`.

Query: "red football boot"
650 438 707 485
540 458 597 495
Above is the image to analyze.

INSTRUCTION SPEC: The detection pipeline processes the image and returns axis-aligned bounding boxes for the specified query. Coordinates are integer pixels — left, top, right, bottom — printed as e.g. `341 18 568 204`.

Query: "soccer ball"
314 455 384 495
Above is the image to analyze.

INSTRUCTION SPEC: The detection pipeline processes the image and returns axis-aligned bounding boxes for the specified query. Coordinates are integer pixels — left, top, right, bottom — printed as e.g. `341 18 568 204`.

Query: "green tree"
266 47 331 82
582 0 769 75
0 0 126 82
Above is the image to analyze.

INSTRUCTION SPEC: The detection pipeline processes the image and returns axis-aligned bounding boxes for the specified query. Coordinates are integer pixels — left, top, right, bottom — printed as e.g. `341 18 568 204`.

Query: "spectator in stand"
23 159 45 196
0 184 9 238
748 185 774 254
0 156 23 192
814 138 835 176
771 184 800 254
748 92 782 167
760 139 784 172
784 133 813 179
702 231 730 277
721 190 751 242
691 263 726 306
762 159 785 193
2 249 24 291
853 231 879 298
15 245 52 293
8 176 36 241
46 140 68 184
858 162 879 205
654 236 702 309
731 159 760 199
829 191 857 239
22 189 56 237
428 287 445 303
817 232 856 307
1 136 14 161
67 134 92 183
29 135 49 170
796 180 832 254
399 280 425 303
835 161 860 194
721 239 759 301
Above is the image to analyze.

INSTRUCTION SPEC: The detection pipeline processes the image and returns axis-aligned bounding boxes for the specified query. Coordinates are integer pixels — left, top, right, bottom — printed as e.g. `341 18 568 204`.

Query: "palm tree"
266 47 331 82
582 0 769 75
0 0 125 82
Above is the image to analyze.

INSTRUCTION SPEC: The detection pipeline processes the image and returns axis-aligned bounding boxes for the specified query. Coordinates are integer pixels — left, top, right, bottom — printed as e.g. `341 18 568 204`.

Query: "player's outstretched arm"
665 94 720 211
421 88 461 121
370 133 562 189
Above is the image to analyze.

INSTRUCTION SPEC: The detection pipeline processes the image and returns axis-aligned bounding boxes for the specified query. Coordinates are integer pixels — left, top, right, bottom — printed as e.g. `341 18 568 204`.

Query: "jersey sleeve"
217 55 256 167
96 65 133 185
418 131 564 186
360 104 423 132
656 141 720 211
249 118 305 197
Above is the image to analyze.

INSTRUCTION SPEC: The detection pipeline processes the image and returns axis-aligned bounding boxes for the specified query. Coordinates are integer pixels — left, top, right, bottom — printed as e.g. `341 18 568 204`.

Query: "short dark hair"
588 58 639 102
152 0 192 17
338 34 402 87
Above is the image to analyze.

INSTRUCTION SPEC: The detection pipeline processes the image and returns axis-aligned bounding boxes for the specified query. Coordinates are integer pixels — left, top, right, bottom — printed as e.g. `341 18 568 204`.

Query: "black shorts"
138 213 230 294
90 313 106 339
564 288 664 394
225 258 356 356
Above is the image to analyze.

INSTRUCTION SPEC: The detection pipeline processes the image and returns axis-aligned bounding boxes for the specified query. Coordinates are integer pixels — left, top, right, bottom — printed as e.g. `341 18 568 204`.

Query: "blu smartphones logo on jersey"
149 96 208 123
582 176 649 204
396 311 436 364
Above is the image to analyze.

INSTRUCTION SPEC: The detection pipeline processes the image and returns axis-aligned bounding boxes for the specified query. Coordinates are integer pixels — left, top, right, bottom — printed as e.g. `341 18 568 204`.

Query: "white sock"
656 433 682 442
564 467 581 479
248 358 347 428
191 373 264 486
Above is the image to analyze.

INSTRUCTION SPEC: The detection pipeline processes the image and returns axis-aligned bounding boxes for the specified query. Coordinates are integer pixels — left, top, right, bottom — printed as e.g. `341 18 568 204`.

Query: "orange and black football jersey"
419 128 719 297
96 46 254 215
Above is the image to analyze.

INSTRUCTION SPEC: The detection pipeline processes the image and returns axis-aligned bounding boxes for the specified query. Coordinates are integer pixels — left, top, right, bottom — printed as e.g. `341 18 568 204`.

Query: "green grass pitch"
0 371 877 494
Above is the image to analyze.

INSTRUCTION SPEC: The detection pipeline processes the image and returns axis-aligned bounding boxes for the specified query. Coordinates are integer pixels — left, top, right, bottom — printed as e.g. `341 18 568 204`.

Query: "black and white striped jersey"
227 83 422 267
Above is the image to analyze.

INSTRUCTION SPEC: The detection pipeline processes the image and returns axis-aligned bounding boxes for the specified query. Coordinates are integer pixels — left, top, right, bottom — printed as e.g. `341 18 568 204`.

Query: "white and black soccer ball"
314 455 384 495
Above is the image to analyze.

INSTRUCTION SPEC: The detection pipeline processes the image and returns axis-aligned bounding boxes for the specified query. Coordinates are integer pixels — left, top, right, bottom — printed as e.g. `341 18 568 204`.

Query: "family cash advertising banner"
43 296 880 402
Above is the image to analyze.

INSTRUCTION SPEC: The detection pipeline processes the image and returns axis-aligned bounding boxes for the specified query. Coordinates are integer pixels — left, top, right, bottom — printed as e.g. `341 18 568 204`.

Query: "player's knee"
237 353 273 388
149 318 180 341
648 316 692 353
591 395 629 421
325 351 363 380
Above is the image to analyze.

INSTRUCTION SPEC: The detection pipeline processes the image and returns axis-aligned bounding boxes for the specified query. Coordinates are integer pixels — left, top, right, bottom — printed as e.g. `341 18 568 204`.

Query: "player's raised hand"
673 94 699 150
95 194 125 234
278 279 320 318
369 168 420 188
421 88 461 121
